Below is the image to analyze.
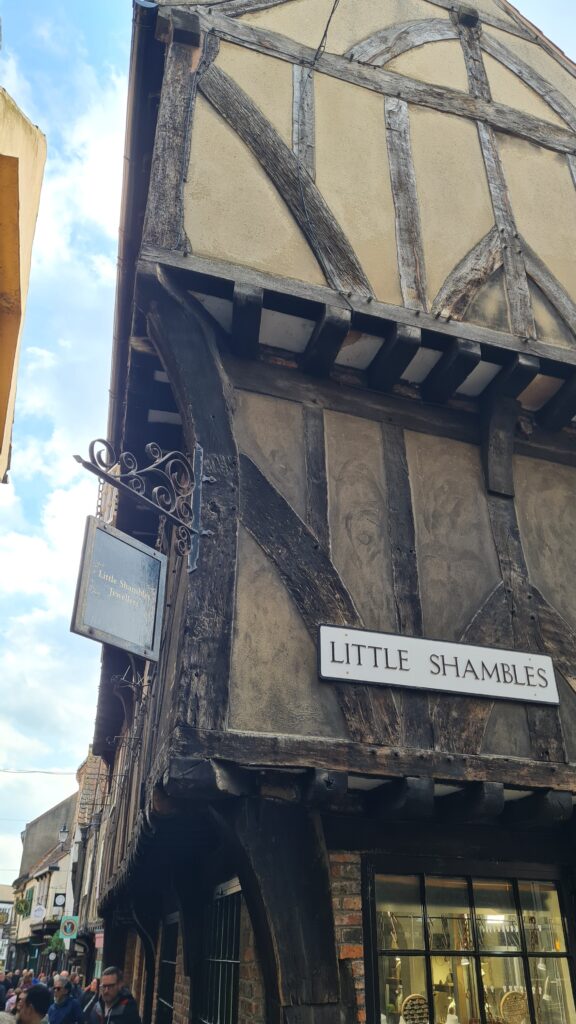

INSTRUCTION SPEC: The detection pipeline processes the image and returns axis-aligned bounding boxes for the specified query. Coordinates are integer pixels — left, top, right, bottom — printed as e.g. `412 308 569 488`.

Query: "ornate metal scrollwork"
75 439 200 557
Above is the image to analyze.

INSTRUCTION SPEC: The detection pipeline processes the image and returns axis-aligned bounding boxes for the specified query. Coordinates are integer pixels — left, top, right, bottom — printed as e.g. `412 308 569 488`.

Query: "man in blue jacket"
47 979 83 1024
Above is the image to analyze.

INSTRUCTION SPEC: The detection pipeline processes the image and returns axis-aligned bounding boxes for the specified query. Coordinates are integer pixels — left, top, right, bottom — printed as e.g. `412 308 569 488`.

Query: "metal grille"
197 881 241 1024
156 918 179 1024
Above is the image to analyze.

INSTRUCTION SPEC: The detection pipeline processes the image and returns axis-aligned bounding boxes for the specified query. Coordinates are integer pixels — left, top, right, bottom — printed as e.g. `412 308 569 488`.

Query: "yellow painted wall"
499 134 576 304
0 90 45 482
409 107 495 306
314 73 401 304
181 2 576 347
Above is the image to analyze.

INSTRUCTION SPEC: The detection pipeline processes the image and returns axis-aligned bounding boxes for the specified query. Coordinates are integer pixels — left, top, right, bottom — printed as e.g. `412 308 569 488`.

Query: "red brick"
334 912 362 927
339 944 364 960
343 896 362 910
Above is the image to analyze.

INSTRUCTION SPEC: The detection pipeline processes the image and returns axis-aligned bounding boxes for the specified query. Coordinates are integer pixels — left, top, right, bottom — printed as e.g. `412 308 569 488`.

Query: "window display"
370 871 575 1024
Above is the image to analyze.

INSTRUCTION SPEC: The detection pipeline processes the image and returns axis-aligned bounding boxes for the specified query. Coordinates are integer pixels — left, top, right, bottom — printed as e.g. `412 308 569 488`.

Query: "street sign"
60 916 79 940
48 953 57 962
71 517 167 661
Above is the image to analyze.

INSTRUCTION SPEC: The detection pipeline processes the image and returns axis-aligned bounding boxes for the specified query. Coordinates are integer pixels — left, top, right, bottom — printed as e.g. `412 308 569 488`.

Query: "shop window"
156 914 179 1024
197 879 241 1024
367 869 576 1024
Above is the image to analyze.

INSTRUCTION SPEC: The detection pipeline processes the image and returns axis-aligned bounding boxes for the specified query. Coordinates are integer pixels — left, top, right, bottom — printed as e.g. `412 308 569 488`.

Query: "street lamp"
58 825 69 848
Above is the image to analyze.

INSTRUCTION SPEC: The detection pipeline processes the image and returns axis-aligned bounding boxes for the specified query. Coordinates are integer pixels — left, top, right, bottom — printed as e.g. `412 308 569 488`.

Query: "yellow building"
0 88 45 482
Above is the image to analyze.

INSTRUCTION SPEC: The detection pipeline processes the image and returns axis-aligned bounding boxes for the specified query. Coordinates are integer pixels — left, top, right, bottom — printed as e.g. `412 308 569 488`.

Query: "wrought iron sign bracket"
74 439 212 571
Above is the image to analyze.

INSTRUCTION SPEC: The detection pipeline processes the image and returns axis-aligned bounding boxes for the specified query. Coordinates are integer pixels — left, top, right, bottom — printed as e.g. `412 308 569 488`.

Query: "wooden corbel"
481 394 520 497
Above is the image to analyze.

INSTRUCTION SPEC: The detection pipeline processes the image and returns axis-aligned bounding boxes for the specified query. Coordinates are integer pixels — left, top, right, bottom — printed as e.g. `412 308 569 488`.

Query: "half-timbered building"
89 3 576 1024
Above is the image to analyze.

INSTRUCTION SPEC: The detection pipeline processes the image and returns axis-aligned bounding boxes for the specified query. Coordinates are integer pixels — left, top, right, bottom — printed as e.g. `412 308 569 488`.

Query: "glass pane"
481 957 528 1023
528 957 576 1024
431 955 480 1024
473 879 521 952
426 877 473 951
519 881 566 953
377 955 428 1024
376 875 425 950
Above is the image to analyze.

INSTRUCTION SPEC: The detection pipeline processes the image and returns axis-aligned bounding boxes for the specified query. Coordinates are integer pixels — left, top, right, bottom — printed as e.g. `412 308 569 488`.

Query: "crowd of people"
0 968 141 1024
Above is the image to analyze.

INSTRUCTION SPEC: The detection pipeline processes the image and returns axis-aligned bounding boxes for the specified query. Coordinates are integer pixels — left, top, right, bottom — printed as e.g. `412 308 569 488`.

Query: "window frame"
362 855 576 1024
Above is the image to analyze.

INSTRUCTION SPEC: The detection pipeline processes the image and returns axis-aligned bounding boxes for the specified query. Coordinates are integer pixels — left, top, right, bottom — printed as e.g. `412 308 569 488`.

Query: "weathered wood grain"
176 724 576 789
385 97 428 311
239 452 402 745
345 19 457 66
484 352 540 401
196 9 576 156
537 373 576 432
459 25 535 338
300 305 351 376
232 281 263 359
143 30 218 251
303 405 330 554
199 65 371 295
429 0 534 41
144 267 238 733
523 240 576 339
141 246 576 371
481 395 519 497
292 64 315 179
431 227 502 320
367 324 421 392
437 781 505 821
486 494 565 762
420 337 481 403
370 777 434 819
481 34 576 132
381 423 431 749
213 799 340 1013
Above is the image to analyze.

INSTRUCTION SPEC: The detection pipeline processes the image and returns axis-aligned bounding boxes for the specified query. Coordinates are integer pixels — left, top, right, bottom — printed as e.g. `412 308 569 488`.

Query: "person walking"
89 969 140 1024
16 986 51 1024
47 980 82 1024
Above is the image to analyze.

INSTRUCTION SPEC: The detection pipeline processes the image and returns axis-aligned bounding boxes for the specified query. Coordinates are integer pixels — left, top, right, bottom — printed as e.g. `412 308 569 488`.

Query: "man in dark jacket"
92 969 140 1024
47 979 83 1024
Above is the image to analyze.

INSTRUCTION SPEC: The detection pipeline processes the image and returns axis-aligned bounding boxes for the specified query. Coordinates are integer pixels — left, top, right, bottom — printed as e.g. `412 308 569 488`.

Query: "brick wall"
330 852 365 1024
238 899 265 1024
172 930 190 1024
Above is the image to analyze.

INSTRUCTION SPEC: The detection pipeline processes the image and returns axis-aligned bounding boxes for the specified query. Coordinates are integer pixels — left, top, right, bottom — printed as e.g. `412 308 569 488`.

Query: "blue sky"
0 0 574 885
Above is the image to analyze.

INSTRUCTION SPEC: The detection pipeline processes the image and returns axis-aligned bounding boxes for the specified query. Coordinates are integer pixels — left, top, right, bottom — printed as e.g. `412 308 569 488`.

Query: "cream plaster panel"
315 74 401 304
324 410 397 633
242 0 448 54
514 456 576 633
229 527 347 737
489 28 576 114
233 389 306 519
185 96 326 285
215 42 293 146
530 281 574 349
405 432 501 641
467 267 510 333
409 106 495 306
387 41 468 93
498 134 576 304
484 53 566 127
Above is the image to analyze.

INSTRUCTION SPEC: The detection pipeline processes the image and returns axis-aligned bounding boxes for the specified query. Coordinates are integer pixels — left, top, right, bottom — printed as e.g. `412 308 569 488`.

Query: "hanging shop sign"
71 516 167 661
60 916 79 940
319 625 559 705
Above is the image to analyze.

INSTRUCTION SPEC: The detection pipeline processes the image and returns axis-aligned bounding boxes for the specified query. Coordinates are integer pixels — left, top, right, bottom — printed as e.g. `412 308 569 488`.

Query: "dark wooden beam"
370 777 434 819
304 769 348 805
437 781 505 821
141 246 576 372
300 305 351 376
163 758 255 798
174 725 576 792
231 282 263 359
156 10 202 47
504 789 573 826
481 396 519 497
485 352 540 400
198 8 576 156
367 324 421 392
420 337 481 403
538 373 576 432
